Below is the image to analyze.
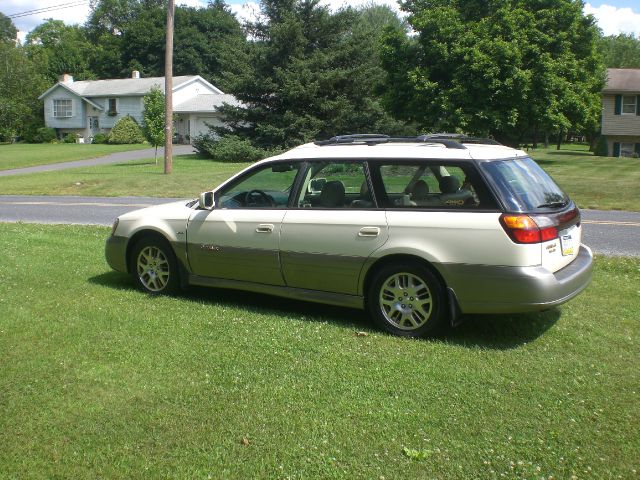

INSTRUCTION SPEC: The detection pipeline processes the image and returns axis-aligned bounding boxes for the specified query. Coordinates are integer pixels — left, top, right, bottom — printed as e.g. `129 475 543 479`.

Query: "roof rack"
314 134 391 146
314 133 502 149
419 133 502 146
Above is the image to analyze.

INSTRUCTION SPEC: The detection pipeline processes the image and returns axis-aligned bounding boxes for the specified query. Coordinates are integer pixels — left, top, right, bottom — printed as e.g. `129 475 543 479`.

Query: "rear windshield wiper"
536 201 567 209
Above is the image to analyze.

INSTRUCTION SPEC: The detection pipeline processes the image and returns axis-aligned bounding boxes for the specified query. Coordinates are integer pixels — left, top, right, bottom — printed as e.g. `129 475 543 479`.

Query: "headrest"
411 180 430 200
439 176 460 194
320 180 345 207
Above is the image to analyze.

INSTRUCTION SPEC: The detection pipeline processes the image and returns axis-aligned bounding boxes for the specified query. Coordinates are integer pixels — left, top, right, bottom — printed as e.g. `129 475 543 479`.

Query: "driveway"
0 195 638 257
0 145 195 177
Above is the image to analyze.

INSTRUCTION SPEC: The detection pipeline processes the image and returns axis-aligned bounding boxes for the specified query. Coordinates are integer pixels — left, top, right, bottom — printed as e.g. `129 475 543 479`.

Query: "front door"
88 116 99 137
186 161 302 285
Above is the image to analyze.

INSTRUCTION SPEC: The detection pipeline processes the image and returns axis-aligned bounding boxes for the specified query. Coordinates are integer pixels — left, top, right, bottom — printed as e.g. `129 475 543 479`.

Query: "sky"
3 0 640 44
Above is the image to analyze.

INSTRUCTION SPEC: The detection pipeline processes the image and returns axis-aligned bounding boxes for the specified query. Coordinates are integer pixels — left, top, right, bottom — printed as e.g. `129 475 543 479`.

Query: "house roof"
39 75 224 100
174 94 242 113
604 68 640 93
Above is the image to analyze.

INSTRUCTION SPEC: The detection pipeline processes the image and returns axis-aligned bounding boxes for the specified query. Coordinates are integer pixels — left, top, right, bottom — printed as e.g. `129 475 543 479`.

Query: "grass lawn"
0 143 639 210
528 144 640 211
0 143 148 171
0 155 249 198
1 223 638 478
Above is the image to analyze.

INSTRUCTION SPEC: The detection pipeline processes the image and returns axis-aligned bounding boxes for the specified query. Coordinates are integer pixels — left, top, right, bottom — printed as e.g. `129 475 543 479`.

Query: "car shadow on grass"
89 271 134 290
88 271 370 333
89 272 561 349
436 309 561 350
184 284 372 333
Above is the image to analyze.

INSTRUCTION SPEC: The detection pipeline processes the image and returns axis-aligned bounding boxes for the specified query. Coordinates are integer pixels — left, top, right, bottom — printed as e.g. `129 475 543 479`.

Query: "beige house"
38 72 239 143
601 68 640 157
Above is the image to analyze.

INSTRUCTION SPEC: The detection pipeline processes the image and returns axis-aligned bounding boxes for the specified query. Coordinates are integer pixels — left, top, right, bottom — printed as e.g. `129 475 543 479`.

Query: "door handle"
256 224 274 233
358 227 380 237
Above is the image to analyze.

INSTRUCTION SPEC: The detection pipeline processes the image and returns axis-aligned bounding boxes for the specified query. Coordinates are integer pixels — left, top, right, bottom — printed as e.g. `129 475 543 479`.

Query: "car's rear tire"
130 236 180 295
367 262 446 337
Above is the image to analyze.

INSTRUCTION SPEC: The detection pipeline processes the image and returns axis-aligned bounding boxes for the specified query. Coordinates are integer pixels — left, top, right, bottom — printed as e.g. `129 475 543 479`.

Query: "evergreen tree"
217 0 408 150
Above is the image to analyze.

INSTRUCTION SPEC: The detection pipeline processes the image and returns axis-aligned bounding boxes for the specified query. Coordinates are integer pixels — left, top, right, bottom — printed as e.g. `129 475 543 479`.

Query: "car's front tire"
367 262 446 337
130 236 180 295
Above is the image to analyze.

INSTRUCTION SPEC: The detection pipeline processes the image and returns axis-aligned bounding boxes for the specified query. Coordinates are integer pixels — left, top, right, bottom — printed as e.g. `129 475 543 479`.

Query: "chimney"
132 70 140 79
59 73 73 84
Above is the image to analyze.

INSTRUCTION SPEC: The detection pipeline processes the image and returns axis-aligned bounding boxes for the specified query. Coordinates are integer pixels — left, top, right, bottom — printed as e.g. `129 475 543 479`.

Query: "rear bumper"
105 235 128 273
441 244 593 313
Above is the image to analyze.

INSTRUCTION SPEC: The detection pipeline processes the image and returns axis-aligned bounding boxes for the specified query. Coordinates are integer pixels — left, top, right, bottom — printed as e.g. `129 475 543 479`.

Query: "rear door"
279 160 388 295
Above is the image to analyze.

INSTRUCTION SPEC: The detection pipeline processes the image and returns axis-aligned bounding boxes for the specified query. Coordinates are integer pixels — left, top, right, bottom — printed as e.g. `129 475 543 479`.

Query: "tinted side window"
375 163 487 209
217 163 300 209
296 161 372 209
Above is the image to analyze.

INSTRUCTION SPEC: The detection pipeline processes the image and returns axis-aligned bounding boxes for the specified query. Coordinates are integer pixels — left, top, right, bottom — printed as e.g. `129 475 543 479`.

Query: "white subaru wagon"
106 134 593 337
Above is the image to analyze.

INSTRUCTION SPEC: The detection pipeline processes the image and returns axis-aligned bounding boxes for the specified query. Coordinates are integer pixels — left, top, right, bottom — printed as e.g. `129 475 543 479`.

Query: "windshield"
480 157 569 212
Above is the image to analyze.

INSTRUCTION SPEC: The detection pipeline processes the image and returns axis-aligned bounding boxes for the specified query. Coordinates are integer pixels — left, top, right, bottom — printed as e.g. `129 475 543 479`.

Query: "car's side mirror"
198 191 215 210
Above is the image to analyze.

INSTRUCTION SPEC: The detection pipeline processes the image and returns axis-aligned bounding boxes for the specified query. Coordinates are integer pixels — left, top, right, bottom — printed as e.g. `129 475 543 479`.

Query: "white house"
38 71 240 143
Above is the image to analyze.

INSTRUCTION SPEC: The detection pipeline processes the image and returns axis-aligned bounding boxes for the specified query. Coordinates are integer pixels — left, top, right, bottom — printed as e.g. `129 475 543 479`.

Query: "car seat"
320 180 346 208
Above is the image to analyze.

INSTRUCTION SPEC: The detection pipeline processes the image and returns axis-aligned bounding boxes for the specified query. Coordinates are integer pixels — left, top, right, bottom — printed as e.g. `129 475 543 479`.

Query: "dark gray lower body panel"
188 274 364 310
438 245 593 313
105 235 128 273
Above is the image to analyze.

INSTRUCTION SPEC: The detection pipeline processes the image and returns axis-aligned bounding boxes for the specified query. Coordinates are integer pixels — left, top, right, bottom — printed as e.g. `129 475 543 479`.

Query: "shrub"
92 133 108 144
108 116 145 144
63 133 77 144
193 134 273 163
593 136 608 157
32 127 57 144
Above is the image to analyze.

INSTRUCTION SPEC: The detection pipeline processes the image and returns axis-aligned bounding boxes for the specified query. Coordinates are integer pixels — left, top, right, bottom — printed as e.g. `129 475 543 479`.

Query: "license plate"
559 226 576 256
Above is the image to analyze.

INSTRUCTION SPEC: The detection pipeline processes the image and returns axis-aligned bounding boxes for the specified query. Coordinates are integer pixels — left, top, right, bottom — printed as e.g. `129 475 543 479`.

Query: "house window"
53 99 72 118
622 95 637 114
107 98 117 116
620 142 635 157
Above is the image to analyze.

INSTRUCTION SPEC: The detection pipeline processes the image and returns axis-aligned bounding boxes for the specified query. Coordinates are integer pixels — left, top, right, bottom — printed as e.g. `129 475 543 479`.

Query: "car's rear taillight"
500 208 580 244
500 214 557 243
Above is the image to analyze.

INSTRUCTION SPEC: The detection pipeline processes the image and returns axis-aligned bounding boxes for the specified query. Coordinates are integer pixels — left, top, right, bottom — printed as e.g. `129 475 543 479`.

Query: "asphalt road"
0 195 638 257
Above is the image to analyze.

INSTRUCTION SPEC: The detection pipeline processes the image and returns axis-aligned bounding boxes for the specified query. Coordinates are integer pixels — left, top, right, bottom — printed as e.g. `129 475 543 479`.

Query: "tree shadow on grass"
548 151 594 157
89 272 561 349
532 159 556 166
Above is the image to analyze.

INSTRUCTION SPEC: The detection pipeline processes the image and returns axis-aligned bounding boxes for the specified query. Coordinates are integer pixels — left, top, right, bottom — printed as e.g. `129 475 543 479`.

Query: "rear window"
480 157 569 213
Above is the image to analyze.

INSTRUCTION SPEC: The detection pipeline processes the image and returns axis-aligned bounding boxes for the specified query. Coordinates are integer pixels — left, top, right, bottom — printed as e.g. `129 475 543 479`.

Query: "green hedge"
192 134 276 163
108 116 145 144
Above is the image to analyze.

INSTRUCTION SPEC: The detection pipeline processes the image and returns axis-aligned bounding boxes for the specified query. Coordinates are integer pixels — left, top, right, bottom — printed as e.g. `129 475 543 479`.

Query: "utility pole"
164 0 175 174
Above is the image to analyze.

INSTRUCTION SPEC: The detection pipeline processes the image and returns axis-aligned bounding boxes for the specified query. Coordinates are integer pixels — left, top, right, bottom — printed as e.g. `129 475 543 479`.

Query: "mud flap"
447 287 464 327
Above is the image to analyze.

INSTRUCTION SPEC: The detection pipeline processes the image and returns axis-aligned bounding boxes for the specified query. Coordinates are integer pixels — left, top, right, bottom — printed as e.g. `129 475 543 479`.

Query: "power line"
8 1 90 19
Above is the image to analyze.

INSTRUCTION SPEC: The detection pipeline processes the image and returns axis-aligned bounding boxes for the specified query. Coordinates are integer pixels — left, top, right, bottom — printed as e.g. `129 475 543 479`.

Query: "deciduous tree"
86 0 245 84
599 33 640 68
25 20 95 83
380 0 605 146
143 86 165 163
0 42 48 141
0 12 17 44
